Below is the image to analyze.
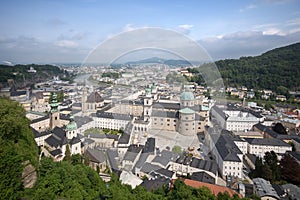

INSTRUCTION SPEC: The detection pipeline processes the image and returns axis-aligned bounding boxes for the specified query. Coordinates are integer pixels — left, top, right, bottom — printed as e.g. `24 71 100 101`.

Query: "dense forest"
198 42 300 91
0 97 252 200
0 64 71 88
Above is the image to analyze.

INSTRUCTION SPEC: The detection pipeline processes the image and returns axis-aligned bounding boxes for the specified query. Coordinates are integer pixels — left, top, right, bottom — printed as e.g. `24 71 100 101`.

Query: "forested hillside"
0 98 38 199
0 64 70 87
201 43 300 91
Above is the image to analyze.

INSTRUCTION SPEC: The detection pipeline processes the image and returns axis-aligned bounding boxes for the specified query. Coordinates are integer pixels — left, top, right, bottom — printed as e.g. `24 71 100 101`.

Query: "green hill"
0 64 70 88
214 42 300 91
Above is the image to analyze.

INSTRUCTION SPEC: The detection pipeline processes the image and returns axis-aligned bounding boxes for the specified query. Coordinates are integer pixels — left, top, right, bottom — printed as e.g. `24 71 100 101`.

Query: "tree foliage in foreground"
0 98 38 199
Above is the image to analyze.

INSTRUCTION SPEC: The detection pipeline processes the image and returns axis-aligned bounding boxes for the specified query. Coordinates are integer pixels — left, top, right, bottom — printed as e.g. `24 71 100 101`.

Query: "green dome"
180 91 195 101
66 116 77 131
66 121 77 131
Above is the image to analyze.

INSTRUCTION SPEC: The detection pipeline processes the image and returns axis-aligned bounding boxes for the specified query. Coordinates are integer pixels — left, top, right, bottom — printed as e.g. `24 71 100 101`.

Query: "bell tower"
49 93 60 129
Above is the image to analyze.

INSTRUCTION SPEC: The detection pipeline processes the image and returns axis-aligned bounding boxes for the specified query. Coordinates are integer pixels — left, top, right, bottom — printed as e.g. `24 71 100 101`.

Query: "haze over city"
1 0 300 63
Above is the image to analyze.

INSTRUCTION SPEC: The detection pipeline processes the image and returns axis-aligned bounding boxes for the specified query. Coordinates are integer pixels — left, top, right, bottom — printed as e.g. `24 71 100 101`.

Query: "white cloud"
2 60 13 65
178 24 194 30
286 18 300 26
239 4 257 12
262 28 287 36
55 40 78 48
178 24 194 35
123 24 136 32
199 29 300 60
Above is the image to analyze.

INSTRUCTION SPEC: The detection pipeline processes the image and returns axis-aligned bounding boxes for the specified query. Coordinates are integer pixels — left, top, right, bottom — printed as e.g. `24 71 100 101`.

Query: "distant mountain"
212 42 300 91
125 57 192 66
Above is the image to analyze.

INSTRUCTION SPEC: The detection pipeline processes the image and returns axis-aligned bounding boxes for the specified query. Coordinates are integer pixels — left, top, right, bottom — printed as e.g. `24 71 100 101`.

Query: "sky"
0 0 300 64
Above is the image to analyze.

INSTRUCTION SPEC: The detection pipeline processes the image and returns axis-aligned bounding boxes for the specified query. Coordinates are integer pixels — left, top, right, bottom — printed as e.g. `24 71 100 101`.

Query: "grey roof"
272 184 286 197
140 178 170 192
282 184 300 200
214 133 242 162
85 148 106 163
74 116 93 128
134 153 150 169
123 145 143 162
32 128 51 138
96 111 133 120
60 114 70 121
87 92 104 103
151 110 179 118
10 90 26 97
143 137 155 153
176 155 218 174
211 105 228 120
140 162 162 174
288 151 300 162
152 150 180 167
195 114 205 121
72 102 82 107
118 99 143 105
31 115 49 124
190 158 218 174
107 149 119 171
118 132 131 144
50 149 62 157
45 127 68 148
191 171 215 184
253 178 280 199
227 104 264 118
245 154 257 164
88 133 119 141
153 102 180 110
82 138 95 146
253 123 279 137
69 137 81 145
245 138 290 147
151 168 174 179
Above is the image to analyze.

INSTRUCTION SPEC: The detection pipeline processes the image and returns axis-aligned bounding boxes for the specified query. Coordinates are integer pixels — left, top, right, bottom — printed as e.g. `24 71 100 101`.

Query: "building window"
167 119 170 122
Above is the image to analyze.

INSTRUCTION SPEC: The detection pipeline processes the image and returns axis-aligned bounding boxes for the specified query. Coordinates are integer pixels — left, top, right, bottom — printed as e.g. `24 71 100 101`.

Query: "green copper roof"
179 107 195 114
201 105 209 111
50 93 59 113
145 87 151 93
180 91 195 101
66 116 77 131
66 121 77 131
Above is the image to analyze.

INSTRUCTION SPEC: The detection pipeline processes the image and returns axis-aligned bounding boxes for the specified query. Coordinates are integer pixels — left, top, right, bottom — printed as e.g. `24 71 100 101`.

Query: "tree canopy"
0 97 38 199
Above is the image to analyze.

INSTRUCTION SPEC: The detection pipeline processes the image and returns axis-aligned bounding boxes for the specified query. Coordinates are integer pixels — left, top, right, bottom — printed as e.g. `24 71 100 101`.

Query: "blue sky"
0 0 300 63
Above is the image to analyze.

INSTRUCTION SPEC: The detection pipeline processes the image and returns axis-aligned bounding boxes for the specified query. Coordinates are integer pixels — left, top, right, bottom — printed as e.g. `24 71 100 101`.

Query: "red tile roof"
183 179 241 198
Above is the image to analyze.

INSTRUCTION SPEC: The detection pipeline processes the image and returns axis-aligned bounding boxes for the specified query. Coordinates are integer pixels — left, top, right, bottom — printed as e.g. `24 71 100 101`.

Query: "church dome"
180 91 195 101
66 116 77 131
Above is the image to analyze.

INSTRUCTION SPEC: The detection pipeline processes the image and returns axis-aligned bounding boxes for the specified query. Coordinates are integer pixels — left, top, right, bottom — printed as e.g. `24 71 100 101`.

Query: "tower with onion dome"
49 93 60 129
66 115 78 140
